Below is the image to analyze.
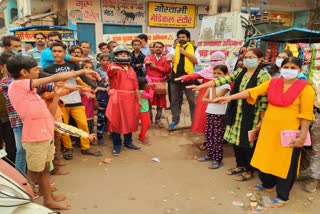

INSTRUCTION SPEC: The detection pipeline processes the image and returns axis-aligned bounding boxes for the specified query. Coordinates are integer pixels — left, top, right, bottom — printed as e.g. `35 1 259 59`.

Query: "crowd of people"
0 28 319 210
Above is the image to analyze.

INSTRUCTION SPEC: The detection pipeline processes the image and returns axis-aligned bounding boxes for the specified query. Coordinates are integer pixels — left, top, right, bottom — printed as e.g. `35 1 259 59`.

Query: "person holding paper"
213 57 315 208
188 48 271 181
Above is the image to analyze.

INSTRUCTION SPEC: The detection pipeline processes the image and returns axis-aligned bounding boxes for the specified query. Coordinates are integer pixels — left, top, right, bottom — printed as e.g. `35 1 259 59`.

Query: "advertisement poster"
148 2 196 28
68 0 101 22
197 39 243 71
102 0 145 25
199 12 249 40
103 33 175 46
103 33 175 54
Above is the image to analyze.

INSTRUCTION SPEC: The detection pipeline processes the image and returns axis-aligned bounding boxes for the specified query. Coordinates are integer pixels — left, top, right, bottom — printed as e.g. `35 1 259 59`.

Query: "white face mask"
275 58 284 67
280 68 299 79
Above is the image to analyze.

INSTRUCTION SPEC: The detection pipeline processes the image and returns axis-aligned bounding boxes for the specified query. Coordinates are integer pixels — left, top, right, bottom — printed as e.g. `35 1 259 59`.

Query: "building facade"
0 0 316 53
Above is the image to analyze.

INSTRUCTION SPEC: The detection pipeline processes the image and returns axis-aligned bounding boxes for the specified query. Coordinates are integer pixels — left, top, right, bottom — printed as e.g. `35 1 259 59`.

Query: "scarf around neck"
225 67 261 146
173 42 194 74
268 78 309 107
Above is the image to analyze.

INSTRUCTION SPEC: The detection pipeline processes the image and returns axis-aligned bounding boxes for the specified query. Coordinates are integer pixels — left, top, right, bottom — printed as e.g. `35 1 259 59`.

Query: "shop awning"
248 27 320 43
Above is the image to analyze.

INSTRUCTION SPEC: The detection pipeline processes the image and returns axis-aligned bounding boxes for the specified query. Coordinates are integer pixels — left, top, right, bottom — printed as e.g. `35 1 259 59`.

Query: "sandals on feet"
81 149 103 157
270 198 288 208
197 156 210 162
199 142 207 151
155 120 164 128
249 184 274 192
63 149 73 160
208 161 224 169
234 172 253 181
226 167 245 175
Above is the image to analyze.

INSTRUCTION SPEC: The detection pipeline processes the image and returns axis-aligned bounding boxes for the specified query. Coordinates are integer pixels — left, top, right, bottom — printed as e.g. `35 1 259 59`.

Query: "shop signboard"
68 0 101 23
15 30 74 42
148 2 196 28
102 0 145 25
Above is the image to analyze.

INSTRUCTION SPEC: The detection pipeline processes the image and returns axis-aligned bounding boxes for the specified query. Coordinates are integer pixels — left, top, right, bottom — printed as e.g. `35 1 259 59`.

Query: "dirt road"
38 104 320 214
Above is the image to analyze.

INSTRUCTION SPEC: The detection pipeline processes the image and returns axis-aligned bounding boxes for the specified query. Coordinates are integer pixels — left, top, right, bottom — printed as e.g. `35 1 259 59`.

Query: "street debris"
103 157 113 164
228 190 237 196
262 196 271 208
307 197 315 202
232 201 244 207
152 157 161 163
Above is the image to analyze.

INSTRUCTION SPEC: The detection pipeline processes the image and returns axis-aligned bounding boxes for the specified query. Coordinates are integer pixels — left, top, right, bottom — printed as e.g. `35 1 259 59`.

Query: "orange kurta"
247 80 315 179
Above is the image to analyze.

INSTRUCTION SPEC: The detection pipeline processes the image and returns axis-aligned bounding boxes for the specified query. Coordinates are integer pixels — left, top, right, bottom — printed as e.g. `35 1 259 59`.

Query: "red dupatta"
267 78 309 107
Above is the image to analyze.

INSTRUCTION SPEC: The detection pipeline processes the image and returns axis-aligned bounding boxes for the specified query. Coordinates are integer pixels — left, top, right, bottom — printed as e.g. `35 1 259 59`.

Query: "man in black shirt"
130 39 145 77
44 42 102 160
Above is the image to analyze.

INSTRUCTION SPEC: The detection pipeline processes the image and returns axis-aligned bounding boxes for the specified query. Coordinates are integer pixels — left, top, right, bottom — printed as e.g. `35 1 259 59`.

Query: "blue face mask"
11 50 22 56
243 58 259 69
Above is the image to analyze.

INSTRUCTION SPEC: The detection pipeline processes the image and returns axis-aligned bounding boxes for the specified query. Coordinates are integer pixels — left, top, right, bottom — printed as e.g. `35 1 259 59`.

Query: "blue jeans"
111 133 132 149
13 126 26 175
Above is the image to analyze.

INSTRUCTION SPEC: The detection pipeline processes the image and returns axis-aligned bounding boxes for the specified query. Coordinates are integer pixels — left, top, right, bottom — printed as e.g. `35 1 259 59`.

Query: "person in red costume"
106 45 141 156
175 52 230 148
145 42 171 127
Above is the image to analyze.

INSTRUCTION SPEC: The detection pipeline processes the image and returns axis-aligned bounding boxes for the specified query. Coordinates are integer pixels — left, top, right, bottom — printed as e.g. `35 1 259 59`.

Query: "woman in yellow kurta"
214 57 315 207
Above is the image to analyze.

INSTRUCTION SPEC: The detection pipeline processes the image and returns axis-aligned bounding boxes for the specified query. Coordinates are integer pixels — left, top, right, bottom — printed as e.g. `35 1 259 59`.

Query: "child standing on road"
7 55 98 210
96 53 110 145
80 62 96 135
107 44 141 155
199 65 230 169
138 77 153 145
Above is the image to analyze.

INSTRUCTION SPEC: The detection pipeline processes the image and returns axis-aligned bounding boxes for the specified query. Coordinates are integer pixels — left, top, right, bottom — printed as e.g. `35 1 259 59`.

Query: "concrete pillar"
95 22 103 53
230 0 242 12
208 0 218 15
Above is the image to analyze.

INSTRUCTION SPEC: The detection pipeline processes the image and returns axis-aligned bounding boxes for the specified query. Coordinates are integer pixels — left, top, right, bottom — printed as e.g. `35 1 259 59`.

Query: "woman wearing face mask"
175 52 230 147
267 50 293 77
187 48 271 181
213 57 315 207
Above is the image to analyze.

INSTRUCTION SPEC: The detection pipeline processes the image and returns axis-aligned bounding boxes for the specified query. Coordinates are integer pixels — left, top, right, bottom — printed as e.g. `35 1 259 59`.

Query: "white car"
0 149 58 214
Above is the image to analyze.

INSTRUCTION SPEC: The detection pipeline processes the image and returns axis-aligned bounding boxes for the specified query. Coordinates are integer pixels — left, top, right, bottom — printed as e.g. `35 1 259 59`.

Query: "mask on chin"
12 50 22 56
